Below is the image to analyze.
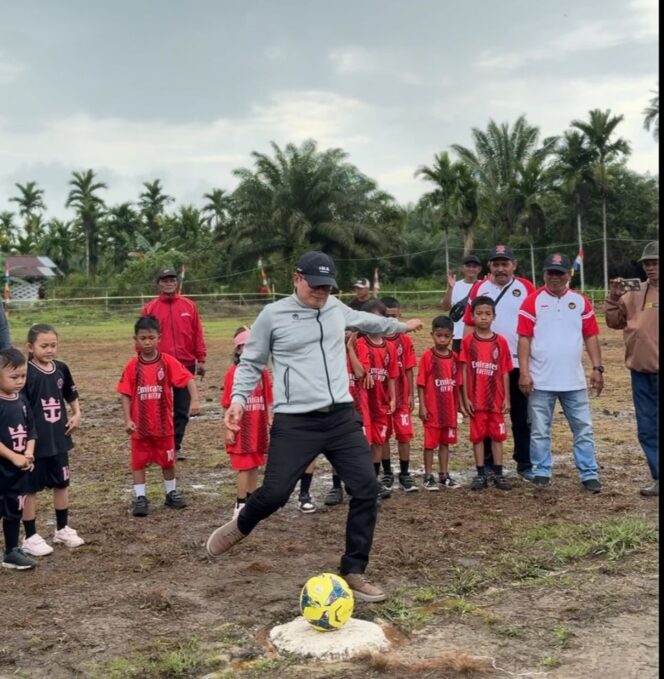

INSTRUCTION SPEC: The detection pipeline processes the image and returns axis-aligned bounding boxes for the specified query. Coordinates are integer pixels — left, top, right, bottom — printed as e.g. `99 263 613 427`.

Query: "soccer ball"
300 572 354 631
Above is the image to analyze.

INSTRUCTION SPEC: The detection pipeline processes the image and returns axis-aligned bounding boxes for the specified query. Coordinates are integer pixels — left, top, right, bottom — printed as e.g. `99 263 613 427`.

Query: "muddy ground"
0 318 658 679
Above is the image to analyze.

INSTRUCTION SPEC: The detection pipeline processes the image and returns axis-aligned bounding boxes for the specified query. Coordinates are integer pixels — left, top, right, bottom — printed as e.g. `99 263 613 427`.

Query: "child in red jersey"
324 328 371 506
356 300 398 498
221 328 273 519
460 296 513 491
417 315 462 491
381 297 418 493
117 316 200 517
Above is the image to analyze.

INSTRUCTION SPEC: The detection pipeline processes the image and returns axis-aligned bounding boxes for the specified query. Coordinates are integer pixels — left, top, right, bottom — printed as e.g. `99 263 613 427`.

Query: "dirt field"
1 315 658 679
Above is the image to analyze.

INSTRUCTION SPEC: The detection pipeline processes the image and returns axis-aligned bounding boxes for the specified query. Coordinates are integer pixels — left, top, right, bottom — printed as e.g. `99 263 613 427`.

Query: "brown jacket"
605 282 659 373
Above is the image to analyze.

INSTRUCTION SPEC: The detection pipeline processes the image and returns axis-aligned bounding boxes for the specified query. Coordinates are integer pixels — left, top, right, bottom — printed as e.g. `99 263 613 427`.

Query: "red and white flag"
372 267 380 296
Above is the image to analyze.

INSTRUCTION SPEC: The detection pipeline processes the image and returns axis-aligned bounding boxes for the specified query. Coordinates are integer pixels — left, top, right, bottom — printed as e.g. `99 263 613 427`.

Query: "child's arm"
387 377 396 414
224 408 236 445
502 371 511 414
462 363 473 416
0 442 33 470
121 394 135 434
346 339 365 379
65 398 81 435
407 367 415 412
187 378 200 416
417 385 428 421
24 438 35 465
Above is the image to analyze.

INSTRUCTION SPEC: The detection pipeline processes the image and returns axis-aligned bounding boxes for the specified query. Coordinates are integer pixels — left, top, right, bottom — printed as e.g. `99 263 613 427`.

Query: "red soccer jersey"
358 337 399 418
385 334 417 409
459 332 513 413
347 341 370 420
117 352 193 439
221 365 273 455
417 348 462 429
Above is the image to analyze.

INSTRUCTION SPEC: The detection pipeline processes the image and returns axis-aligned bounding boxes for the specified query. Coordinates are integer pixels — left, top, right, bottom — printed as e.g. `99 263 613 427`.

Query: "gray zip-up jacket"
231 294 408 414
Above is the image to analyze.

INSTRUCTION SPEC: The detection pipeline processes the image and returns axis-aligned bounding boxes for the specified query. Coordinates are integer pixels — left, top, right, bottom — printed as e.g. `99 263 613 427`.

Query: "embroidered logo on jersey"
57 377 64 390
157 367 165 381
9 425 27 452
41 397 62 423
568 302 577 310
512 289 521 297
492 347 499 360
292 313 299 320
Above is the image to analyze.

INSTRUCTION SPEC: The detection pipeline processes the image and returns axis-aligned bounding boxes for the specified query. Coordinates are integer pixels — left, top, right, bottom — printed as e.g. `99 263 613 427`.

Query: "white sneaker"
22 533 54 557
53 526 85 548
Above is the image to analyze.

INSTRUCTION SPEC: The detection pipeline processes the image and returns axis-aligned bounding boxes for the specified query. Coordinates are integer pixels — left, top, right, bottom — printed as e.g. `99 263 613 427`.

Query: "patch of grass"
381 590 434 631
445 566 488 596
553 624 573 648
500 554 550 581
540 655 562 668
413 585 441 603
594 518 658 560
494 624 527 639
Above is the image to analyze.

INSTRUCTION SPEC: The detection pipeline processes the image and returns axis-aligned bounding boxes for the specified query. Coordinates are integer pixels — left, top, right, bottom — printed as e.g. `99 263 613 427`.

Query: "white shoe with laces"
22 533 54 557
53 526 85 548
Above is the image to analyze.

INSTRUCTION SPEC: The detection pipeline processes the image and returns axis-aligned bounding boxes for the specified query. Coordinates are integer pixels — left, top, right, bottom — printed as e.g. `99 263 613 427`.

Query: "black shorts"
0 493 23 521
25 452 71 493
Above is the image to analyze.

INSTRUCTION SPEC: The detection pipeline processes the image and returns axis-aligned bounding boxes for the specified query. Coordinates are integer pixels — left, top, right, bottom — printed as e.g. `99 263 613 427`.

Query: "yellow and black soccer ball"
300 572 354 631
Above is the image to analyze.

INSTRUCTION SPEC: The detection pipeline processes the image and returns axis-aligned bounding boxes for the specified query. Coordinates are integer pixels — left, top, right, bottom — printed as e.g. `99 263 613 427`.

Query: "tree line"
0 97 659 296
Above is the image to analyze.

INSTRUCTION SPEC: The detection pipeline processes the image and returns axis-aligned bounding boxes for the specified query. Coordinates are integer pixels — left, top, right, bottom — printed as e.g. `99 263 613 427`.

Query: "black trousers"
484 368 531 469
237 406 378 575
173 364 195 451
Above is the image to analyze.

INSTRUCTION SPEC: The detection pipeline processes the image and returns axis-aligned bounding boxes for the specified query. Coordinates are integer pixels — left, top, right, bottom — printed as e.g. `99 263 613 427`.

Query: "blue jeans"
528 389 599 481
631 371 659 480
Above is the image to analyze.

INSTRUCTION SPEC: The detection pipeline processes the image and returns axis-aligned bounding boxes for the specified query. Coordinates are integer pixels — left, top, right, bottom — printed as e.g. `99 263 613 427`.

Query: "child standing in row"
21 324 84 557
0 348 37 570
417 316 461 490
117 316 200 516
460 297 513 491
221 328 272 519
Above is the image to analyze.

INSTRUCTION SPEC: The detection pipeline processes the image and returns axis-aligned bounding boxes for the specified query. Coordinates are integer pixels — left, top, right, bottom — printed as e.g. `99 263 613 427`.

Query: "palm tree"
572 109 631 293
102 202 139 271
643 85 659 141
40 219 78 273
9 181 47 238
202 188 234 239
65 169 107 282
0 212 17 252
138 180 174 245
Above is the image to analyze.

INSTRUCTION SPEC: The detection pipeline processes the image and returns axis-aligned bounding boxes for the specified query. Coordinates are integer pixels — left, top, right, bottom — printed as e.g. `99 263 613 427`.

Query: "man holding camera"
605 241 659 497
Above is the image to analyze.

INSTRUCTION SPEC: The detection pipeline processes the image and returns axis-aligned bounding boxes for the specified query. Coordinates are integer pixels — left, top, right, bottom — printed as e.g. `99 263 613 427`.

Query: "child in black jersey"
21 324 84 556
0 347 37 570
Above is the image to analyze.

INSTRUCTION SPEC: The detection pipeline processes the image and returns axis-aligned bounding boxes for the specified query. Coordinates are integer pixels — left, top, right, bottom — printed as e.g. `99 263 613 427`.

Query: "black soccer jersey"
0 393 36 493
23 360 78 458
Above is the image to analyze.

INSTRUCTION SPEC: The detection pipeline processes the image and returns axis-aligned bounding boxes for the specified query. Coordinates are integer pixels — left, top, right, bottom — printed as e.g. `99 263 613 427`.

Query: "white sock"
134 484 146 498
164 479 176 494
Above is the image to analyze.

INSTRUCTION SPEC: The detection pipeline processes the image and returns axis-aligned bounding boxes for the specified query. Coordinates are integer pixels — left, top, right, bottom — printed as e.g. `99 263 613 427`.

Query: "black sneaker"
470 475 488 491
382 472 395 490
298 493 316 513
493 474 512 491
533 476 551 488
2 547 36 570
439 473 459 489
582 478 602 494
324 487 343 506
165 490 188 509
398 472 418 493
423 474 439 491
132 495 149 517
377 481 392 499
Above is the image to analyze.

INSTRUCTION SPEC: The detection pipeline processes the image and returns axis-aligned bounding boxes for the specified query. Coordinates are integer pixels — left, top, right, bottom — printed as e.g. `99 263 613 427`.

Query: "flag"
258 256 269 292
180 264 186 281
372 267 380 296
2 263 9 302
571 250 584 277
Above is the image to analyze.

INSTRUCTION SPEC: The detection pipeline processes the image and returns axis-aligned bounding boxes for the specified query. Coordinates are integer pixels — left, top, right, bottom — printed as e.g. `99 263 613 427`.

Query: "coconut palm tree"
202 188 234 239
138 180 174 245
0 212 17 252
571 109 631 293
9 181 47 239
65 169 107 282
643 85 659 141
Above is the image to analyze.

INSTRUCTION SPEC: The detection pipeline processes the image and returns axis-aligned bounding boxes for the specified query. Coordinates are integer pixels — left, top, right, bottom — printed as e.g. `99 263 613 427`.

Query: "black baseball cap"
156 268 178 281
543 253 572 272
352 277 370 288
295 251 338 287
488 244 516 261
462 254 482 265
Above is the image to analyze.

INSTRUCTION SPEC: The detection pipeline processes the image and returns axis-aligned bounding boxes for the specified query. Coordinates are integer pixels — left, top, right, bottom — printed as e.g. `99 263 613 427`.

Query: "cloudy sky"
0 0 658 219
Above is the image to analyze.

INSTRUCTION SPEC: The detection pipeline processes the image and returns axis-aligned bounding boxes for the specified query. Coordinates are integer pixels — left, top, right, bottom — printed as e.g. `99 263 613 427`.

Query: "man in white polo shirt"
463 245 535 479
441 254 482 353
517 253 604 493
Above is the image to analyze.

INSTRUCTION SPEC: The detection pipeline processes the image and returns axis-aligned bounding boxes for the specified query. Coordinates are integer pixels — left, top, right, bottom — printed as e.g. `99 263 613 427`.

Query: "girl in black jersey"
21 324 84 557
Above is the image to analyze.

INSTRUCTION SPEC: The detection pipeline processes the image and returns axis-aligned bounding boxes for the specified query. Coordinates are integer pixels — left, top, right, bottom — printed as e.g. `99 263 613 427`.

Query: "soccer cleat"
206 517 246 556
423 474 439 491
165 489 188 509
640 480 659 497
439 473 460 489
53 526 85 548
343 573 387 603
21 533 54 557
2 547 36 570
324 487 344 506
493 475 512 491
470 475 488 491
298 493 316 513
132 495 149 517
582 478 602 494
398 472 418 492
381 472 395 490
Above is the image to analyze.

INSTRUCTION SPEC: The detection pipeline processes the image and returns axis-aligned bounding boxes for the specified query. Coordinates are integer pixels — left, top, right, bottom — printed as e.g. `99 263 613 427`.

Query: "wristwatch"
592 366 605 374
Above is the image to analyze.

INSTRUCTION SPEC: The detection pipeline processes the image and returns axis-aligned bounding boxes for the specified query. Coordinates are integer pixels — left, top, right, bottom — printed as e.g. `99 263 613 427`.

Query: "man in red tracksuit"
141 268 207 460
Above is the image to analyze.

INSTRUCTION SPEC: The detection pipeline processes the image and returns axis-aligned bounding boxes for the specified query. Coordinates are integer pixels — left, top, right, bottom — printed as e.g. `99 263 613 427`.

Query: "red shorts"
385 408 414 443
469 411 507 444
366 415 389 445
131 436 176 471
228 451 265 471
423 425 458 449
